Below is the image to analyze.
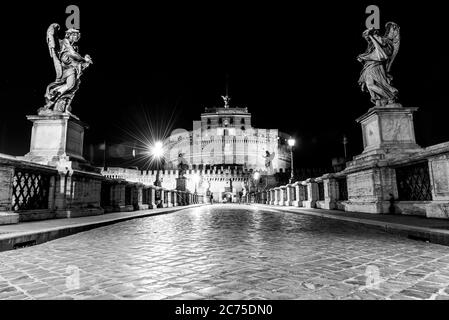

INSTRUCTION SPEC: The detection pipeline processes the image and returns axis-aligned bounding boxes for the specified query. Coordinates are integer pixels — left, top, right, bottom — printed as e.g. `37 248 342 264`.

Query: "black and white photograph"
1 0 449 313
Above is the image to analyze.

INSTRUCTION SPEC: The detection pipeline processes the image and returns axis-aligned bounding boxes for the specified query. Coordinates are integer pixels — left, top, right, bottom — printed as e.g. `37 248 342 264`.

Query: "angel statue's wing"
269 152 275 161
46 23 63 79
384 22 400 73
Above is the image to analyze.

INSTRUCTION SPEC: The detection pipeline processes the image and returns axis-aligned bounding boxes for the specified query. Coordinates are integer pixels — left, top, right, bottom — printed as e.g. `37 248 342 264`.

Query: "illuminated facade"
103 96 292 202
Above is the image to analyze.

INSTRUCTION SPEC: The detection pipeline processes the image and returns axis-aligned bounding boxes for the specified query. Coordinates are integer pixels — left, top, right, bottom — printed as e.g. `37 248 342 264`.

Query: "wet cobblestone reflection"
1 204 449 300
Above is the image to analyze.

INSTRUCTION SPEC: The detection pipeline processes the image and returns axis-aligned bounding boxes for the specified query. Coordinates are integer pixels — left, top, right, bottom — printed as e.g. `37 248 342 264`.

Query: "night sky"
1 1 448 168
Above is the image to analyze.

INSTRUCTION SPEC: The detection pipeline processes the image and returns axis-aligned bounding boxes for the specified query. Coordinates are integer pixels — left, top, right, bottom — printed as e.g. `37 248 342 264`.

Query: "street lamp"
343 135 348 160
150 140 165 187
288 138 296 184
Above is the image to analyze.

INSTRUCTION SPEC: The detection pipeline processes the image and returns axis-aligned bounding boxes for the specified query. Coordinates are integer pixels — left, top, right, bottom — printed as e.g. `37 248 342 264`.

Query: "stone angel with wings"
39 23 93 115
357 22 400 106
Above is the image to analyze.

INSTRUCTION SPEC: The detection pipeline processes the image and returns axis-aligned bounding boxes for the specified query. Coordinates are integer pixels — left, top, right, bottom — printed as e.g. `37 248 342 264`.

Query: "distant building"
165 95 291 170
103 95 292 202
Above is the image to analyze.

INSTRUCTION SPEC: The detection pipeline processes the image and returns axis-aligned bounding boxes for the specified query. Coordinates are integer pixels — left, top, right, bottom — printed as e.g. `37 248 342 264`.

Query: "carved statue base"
352 104 422 162
176 177 187 191
24 113 88 167
343 104 423 215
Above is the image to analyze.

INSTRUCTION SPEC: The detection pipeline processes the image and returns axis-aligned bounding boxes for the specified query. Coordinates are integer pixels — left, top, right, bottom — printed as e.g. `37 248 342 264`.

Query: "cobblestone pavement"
1 204 449 300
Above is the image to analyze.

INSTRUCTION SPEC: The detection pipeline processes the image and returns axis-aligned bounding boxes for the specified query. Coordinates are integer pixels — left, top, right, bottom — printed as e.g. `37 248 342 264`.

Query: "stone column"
167 190 173 207
110 181 126 212
148 186 156 209
0 165 14 212
345 166 397 214
134 184 148 210
425 156 449 218
165 190 170 207
160 188 166 208
292 182 301 207
303 178 318 208
321 175 338 210
172 191 178 207
273 188 279 205
279 187 286 206
286 184 292 206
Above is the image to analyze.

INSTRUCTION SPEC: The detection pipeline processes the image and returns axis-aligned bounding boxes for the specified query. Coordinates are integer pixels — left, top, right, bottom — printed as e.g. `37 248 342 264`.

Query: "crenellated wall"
101 166 289 202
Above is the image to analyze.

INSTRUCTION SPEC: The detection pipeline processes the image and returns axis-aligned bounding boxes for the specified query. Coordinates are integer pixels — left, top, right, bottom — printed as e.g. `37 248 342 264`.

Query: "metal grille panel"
396 162 432 201
318 182 325 201
337 178 348 201
12 170 50 211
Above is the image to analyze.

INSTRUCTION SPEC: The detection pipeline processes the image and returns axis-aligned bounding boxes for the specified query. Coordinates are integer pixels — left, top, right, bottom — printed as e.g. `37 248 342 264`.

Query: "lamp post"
343 135 348 160
288 138 296 184
150 141 164 187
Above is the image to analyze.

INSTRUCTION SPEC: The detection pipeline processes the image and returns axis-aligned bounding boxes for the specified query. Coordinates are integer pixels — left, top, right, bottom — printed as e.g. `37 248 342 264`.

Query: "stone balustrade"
251 141 449 220
1 154 204 225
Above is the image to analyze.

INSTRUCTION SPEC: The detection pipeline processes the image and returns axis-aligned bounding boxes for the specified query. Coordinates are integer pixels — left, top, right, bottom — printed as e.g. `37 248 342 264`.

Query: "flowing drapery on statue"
357 22 400 106
38 23 93 116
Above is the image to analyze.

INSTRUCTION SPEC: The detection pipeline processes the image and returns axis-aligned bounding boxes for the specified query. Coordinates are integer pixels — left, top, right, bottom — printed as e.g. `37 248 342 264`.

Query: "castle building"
103 96 292 202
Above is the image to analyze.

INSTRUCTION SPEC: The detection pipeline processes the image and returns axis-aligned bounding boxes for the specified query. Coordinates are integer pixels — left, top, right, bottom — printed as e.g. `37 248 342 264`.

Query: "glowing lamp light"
150 141 164 158
288 138 296 147
192 174 200 184
253 171 260 180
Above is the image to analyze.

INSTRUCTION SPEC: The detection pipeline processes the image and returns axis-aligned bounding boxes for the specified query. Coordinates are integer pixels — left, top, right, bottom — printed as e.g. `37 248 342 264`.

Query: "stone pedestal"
321 175 338 210
176 177 187 191
22 113 104 219
24 114 87 165
303 179 318 208
355 104 421 161
292 183 302 207
343 104 422 214
274 188 279 205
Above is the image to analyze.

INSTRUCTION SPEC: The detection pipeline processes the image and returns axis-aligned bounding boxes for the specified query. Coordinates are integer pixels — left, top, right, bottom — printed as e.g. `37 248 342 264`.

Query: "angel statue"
221 95 231 108
357 22 400 106
263 150 275 174
177 153 189 178
38 23 93 116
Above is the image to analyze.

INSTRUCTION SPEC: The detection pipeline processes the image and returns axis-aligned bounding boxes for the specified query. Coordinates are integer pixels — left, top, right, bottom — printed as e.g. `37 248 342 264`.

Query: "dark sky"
1 1 448 168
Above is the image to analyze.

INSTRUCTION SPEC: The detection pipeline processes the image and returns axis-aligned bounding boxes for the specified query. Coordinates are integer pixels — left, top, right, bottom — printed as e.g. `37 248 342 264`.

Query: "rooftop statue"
221 95 231 108
38 23 93 116
357 22 400 106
